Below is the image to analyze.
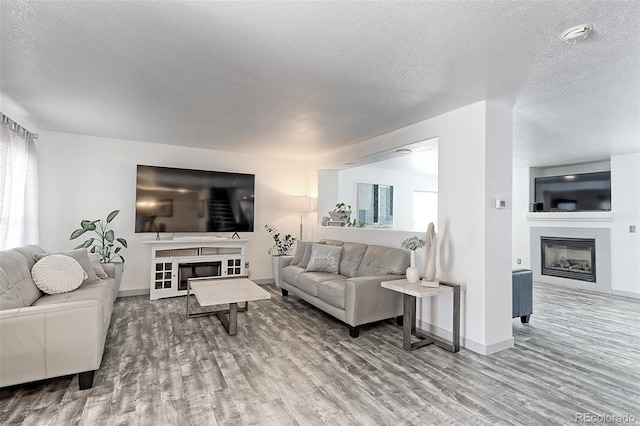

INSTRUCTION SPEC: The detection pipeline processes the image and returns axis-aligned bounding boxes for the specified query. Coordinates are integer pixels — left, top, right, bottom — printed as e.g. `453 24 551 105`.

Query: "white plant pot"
271 255 282 287
329 211 351 222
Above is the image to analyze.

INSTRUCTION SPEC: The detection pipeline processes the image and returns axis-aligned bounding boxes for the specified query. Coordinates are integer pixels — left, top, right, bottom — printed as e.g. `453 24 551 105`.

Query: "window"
0 115 39 250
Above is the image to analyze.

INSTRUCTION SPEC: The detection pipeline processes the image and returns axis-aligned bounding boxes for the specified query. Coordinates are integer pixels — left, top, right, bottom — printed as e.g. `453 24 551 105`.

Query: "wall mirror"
357 183 394 227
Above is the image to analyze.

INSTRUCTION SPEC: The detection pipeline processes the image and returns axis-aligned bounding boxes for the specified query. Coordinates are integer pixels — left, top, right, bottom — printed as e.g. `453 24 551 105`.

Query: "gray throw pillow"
34 248 101 284
306 244 343 274
298 243 314 269
290 241 307 266
0 249 43 309
88 252 109 278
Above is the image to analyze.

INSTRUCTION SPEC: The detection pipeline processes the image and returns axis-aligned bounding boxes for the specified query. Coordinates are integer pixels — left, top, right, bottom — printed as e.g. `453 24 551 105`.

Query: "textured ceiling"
1 1 639 166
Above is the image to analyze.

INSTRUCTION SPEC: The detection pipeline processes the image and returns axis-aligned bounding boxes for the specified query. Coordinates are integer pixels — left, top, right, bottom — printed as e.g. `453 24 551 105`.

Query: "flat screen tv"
534 171 611 212
135 165 255 233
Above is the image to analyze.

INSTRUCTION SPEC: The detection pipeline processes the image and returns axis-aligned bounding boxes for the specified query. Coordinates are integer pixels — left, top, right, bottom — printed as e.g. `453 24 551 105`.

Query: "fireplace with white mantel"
530 226 611 294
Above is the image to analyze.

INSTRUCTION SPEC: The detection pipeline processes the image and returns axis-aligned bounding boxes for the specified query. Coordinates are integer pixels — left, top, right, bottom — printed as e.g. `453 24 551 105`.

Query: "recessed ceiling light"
563 24 593 43
395 148 412 154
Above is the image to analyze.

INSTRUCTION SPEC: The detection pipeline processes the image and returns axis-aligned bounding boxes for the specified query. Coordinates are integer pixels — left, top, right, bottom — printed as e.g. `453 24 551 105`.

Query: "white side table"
381 279 461 352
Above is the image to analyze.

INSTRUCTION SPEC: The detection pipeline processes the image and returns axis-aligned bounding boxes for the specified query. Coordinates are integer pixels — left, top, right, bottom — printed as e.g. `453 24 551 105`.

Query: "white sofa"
0 245 121 390
279 239 409 337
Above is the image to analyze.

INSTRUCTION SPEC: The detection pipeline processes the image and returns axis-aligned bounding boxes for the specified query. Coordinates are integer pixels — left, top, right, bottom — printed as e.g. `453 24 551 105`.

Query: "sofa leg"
281 289 288 297
78 370 95 390
396 315 404 326
520 315 530 324
349 326 360 338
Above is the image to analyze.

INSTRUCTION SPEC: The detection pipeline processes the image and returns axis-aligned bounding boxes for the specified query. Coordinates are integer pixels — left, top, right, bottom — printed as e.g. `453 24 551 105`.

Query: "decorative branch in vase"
401 236 425 283
265 224 296 256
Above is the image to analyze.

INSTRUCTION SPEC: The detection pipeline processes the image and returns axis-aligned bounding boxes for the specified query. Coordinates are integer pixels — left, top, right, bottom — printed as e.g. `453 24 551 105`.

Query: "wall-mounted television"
135 165 255 233
534 171 611 212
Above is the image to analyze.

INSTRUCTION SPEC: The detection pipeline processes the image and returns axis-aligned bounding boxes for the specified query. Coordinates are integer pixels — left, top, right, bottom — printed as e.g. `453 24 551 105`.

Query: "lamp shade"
290 196 315 212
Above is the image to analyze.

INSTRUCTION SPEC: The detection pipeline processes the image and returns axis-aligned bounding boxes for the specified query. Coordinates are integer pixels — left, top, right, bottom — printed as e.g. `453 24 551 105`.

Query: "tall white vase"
406 250 420 283
422 222 439 287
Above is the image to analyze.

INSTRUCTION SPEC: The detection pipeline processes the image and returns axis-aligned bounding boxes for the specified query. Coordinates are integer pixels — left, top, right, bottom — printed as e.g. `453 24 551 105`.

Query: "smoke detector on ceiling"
563 24 593 43
395 148 412 154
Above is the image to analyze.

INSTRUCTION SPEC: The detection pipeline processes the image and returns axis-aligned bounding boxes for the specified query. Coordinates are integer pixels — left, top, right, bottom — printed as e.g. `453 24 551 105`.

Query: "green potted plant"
265 224 296 287
342 217 365 228
330 203 352 222
70 210 128 263
328 203 364 227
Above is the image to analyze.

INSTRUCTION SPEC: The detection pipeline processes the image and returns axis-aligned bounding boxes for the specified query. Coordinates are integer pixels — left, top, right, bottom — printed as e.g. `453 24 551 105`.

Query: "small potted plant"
70 210 128 263
265 224 296 287
342 217 365 228
330 202 352 222
70 209 128 283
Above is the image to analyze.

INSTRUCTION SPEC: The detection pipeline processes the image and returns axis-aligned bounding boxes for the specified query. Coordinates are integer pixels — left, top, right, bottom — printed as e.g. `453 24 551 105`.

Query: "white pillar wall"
610 153 640 297
312 100 514 355
482 101 514 349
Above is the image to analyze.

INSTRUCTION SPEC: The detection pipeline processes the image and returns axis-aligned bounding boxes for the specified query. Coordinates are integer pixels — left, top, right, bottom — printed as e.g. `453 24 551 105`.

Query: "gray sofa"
0 245 122 390
279 239 409 337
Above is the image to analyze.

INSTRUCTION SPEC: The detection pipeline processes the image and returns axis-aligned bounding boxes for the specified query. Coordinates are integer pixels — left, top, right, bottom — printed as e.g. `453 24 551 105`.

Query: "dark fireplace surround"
541 237 596 283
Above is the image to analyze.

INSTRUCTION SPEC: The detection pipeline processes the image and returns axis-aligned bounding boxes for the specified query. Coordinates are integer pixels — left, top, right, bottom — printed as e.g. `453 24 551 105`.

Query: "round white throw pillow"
32 254 86 295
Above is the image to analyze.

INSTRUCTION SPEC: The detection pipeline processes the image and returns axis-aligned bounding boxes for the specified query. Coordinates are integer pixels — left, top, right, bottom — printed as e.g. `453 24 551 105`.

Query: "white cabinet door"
150 259 178 299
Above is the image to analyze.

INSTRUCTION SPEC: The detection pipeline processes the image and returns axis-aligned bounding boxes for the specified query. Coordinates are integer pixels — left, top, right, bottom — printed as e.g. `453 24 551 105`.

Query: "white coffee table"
381 279 461 352
186 277 270 335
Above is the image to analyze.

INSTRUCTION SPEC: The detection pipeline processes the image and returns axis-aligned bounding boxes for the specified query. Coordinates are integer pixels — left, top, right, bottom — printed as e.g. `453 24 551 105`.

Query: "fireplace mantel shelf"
526 212 614 222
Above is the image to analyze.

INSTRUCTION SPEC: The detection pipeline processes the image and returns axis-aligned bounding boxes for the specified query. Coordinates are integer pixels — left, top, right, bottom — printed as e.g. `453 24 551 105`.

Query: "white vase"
406 250 420 283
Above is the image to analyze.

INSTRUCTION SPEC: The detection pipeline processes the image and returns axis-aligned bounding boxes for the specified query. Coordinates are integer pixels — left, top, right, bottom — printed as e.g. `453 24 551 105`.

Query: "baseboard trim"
118 288 150 298
418 320 514 355
611 289 640 300
252 278 273 285
474 337 515 355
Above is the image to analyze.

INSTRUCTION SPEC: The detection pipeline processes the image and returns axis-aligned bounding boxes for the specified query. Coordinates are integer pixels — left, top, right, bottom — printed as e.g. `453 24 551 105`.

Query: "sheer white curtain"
0 115 39 250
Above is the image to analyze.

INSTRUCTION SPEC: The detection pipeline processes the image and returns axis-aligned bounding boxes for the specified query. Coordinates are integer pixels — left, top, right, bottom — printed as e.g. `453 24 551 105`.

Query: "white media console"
142 238 248 300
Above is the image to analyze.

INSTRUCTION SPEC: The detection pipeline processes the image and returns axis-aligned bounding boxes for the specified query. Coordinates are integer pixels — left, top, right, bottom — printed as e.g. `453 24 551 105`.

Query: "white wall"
512 165 530 268
482 101 514 348
336 164 437 230
311 100 515 355
36 131 309 294
610 153 640 297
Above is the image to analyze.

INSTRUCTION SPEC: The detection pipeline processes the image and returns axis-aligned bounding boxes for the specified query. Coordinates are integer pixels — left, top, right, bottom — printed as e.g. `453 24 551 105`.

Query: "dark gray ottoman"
512 269 533 323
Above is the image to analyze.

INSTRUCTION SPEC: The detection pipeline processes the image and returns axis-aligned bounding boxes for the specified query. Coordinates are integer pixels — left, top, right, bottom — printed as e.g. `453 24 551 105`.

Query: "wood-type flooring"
1 282 639 425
